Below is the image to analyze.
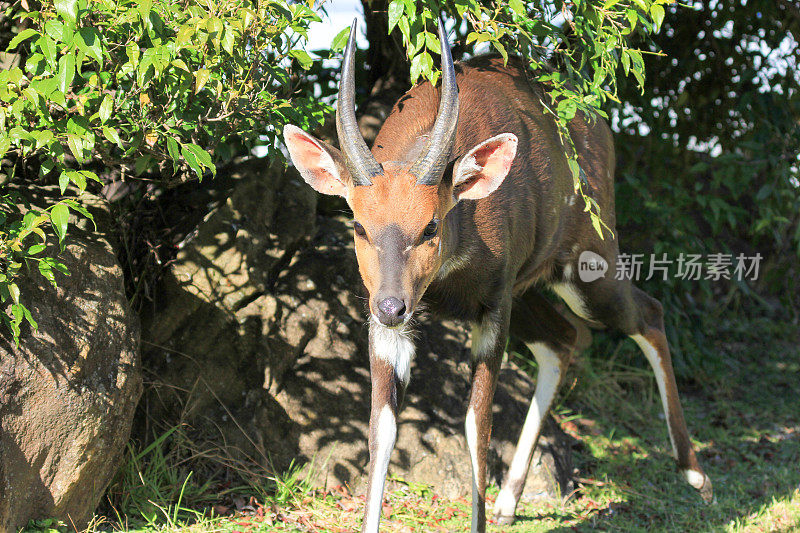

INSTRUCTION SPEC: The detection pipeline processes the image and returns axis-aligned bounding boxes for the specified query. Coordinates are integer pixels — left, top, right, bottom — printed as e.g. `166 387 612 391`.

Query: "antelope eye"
353 221 366 237
422 219 439 239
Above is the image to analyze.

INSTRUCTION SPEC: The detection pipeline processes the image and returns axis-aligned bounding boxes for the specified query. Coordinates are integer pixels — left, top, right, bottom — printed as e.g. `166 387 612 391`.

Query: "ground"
23 318 800 533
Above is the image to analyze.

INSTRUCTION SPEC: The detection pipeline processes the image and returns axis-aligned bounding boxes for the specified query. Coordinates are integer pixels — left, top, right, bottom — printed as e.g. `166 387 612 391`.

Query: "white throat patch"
370 317 416 385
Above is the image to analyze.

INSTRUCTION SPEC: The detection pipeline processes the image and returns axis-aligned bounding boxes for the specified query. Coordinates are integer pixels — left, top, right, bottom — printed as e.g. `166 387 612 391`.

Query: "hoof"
494 514 516 526
699 475 715 504
683 469 714 504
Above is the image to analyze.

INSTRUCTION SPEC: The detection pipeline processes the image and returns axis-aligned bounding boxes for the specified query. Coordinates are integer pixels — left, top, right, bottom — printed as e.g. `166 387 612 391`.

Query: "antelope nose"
376 297 406 327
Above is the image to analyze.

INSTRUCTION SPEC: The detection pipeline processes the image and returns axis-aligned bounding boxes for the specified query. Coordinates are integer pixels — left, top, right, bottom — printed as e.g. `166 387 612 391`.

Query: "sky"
307 0 366 53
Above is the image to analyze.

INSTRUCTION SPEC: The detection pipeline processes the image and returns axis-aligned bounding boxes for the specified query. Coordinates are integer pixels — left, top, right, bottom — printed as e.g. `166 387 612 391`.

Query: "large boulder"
0 226 142 530
141 159 574 502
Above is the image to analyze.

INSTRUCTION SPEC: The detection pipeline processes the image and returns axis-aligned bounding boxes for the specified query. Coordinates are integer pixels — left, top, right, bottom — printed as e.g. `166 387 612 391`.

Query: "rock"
0 229 142 531
140 158 574 502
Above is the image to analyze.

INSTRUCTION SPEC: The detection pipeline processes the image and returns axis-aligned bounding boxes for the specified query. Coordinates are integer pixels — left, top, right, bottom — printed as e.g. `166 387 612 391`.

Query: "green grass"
25 318 799 532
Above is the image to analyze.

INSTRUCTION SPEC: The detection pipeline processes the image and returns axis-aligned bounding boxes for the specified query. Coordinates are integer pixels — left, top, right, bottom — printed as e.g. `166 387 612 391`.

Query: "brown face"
284 124 518 328
348 164 451 328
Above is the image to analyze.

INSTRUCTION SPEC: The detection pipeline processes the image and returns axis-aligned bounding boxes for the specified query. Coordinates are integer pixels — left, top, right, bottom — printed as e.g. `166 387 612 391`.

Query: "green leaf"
181 143 215 178
398 16 410 42
194 69 210 94
509 0 525 16
8 283 20 304
22 305 37 332
289 49 312 70
591 213 604 240
27 244 47 255
166 137 181 162
137 0 152 21
185 143 214 169
207 17 223 35
66 133 86 163
0 138 11 160
558 98 578 120
57 53 75 94
50 203 69 243
388 0 404 32
626 8 638 30
76 28 103 65
39 35 58 69
99 94 113 123
221 28 236 55
650 4 665 32
181 145 201 177
59 171 70 193
38 260 56 285
102 126 122 148
54 0 79 25
171 59 190 72
176 25 194 47
62 199 95 228
425 32 440 52
492 41 508 63
410 51 433 83
135 155 154 175
568 158 581 182
331 26 350 52
65 170 86 191
8 28 39 50
44 20 65 42
32 129 54 150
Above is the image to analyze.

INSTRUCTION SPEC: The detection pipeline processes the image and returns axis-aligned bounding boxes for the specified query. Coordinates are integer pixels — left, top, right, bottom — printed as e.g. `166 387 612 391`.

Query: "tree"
0 0 326 342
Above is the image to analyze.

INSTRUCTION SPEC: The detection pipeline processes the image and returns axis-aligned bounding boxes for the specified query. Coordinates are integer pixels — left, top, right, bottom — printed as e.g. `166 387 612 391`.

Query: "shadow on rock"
138 158 575 502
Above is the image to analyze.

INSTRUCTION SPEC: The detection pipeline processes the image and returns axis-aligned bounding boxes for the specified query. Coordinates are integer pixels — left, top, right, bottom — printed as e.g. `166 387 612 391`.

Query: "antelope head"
284 19 517 328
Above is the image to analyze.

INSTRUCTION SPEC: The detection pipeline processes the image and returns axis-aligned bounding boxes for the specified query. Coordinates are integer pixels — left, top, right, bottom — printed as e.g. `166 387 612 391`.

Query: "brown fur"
285 54 711 533
356 56 615 322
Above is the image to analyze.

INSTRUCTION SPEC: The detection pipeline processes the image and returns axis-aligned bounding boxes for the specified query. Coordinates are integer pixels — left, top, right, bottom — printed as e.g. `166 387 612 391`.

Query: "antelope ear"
452 133 518 201
283 124 349 197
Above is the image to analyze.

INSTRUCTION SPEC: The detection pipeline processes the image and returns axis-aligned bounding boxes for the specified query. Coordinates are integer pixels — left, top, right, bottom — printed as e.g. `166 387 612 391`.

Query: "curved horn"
336 19 381 186
410 17 459 185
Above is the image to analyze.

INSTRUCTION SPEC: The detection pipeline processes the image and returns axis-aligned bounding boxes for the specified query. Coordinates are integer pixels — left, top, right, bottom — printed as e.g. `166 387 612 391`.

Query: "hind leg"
627 286 713 501
553 275 713 502
493 290 582 524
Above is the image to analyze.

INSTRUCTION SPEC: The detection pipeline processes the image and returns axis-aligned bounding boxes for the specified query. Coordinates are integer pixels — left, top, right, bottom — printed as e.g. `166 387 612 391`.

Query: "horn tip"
437 15 446 37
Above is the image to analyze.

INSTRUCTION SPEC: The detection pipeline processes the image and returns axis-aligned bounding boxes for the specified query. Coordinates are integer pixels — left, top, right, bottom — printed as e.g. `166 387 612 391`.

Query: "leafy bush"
1 0 327 342
390 0 670 236
608 0 799 374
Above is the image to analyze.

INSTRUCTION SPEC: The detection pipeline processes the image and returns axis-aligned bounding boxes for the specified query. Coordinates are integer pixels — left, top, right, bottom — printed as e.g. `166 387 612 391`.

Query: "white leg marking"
470 316 499 360
551 283 592 321
683 469 706 489
363 405 396 532
370 317 415 385
494 343 562 518
631 334 677 457
465 407 482 533
493 486 518 521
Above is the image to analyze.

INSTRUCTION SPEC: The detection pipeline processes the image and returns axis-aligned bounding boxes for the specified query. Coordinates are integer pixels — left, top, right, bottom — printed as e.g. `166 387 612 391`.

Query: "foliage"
608 0 800 372
0 0 326 343
388 0 672 237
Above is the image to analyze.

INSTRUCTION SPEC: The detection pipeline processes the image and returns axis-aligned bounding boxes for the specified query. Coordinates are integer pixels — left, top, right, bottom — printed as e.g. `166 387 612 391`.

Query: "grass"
24 318 799 532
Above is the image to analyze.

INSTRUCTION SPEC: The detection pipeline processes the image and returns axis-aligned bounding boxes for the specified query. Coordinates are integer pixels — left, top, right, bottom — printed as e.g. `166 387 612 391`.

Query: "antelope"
283 18 713 532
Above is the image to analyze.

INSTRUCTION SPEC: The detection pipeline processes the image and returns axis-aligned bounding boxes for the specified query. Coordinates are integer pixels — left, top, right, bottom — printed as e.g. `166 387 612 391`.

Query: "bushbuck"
283 18 713 533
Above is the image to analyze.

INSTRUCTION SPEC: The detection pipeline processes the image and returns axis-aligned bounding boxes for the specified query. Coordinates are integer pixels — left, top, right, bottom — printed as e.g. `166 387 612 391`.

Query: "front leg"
362 319 414 532
466 307 510 533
